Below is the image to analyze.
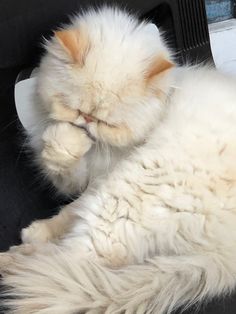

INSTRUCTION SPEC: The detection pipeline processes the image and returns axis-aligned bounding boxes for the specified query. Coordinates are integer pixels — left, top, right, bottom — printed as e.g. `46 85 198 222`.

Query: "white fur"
1 7 236 314
28 7 170 195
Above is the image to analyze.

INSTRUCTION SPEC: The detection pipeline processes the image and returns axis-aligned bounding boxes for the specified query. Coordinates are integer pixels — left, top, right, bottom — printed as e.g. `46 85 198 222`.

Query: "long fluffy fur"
2 6 236 314
2 249 235 314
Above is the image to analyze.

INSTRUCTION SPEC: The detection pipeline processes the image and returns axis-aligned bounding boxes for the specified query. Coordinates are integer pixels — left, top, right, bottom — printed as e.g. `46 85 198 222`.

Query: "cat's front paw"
41 122 93 173
21 221 53 244
87 121 98 139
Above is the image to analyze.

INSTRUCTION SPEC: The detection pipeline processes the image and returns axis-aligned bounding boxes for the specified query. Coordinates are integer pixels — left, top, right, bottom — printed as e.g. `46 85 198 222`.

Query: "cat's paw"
21 221 53 244
42 122 93 172
87 121 98 139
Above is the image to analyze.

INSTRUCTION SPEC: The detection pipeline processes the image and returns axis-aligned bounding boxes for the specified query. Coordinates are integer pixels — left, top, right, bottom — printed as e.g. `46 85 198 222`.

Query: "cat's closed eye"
49 95 80 123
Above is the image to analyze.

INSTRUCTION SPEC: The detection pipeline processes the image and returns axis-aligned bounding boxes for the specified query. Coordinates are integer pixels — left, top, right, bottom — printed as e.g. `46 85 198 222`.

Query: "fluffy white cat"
1 7 236 314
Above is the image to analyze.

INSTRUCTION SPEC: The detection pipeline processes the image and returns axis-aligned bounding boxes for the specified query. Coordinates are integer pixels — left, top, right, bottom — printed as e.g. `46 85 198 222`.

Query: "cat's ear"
146 55 174 99
147 55 174 80
54 29 89 65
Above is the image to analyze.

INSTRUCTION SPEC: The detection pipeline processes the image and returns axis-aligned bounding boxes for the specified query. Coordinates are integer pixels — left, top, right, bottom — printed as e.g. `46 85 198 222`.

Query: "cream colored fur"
27 7 171 195
1 7 236 314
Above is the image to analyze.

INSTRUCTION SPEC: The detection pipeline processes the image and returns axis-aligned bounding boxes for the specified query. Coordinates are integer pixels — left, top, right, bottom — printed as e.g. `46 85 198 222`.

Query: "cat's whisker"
0 117 19 134
15 135 29 168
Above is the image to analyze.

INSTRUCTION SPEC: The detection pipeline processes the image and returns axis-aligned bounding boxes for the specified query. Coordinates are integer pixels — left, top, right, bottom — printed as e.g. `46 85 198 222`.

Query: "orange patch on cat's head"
147 55 174 80
54 28 90 66
145 55 175 100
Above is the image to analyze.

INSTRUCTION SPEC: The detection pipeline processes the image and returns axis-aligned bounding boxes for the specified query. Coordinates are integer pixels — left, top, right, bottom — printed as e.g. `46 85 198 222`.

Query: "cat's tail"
1 248 236 314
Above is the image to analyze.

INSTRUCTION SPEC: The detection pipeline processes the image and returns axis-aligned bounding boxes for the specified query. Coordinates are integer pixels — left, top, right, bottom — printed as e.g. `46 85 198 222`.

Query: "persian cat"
1 7 236 314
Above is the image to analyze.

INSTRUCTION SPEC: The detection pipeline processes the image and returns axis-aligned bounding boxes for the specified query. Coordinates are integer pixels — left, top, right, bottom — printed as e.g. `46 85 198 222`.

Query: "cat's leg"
41 122 93 194
20 123 90 244
21 203 77 244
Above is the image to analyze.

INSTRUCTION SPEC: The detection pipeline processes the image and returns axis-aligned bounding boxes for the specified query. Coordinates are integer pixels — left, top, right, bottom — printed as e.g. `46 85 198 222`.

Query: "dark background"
0 0 235 313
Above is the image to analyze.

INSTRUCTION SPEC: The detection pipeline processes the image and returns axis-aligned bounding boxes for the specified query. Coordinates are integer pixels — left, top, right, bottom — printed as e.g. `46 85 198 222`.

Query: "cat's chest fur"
85 143 130 183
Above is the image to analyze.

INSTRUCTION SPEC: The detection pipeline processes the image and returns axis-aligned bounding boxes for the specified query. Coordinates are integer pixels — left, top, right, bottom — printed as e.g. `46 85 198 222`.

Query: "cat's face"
37 14 174 147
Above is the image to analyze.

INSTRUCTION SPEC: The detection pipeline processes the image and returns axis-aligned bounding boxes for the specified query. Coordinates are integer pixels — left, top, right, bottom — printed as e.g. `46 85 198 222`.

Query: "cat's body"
1 7 236 314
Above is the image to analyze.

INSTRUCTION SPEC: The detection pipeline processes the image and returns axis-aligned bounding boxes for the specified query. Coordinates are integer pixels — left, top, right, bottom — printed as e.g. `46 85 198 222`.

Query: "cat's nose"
84 115 93 123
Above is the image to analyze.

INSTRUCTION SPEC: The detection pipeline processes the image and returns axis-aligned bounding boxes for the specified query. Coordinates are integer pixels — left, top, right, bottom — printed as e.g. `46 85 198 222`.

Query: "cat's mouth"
78 110 113 127
79 111 96 124
73 110 117 142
